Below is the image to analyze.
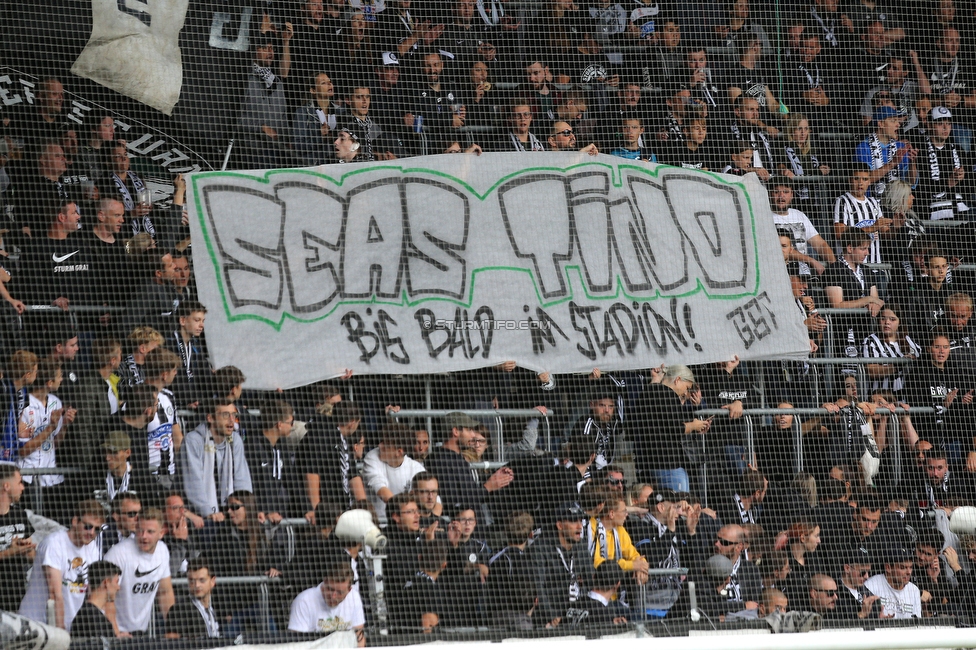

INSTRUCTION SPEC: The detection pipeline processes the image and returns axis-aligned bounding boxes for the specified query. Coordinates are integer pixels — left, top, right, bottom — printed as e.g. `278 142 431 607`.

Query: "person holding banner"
633 365 709 493
238 24 294 169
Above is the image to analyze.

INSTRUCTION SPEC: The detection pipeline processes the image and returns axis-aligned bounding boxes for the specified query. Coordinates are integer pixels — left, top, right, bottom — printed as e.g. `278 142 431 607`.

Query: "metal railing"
388 408 555 462
693 405 933 493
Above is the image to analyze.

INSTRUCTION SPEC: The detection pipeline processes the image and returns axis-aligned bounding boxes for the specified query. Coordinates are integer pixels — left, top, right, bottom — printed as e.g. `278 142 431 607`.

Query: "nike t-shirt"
105 537 171 633
18 235 93 306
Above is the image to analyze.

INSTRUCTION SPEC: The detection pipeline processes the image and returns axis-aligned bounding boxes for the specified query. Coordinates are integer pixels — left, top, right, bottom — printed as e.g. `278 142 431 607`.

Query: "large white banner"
71 0 189 115
187 154 809 389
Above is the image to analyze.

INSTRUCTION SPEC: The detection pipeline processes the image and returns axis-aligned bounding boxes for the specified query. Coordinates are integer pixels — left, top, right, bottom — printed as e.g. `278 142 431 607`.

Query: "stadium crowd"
3 0 976 643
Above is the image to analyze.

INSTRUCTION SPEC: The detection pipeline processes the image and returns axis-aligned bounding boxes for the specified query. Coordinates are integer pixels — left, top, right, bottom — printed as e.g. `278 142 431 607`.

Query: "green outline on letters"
190 161 762 331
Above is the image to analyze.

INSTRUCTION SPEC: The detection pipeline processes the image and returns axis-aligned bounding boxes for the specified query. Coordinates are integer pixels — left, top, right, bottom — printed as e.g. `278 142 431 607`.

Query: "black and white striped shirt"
861 333 922 393
834 192 884 263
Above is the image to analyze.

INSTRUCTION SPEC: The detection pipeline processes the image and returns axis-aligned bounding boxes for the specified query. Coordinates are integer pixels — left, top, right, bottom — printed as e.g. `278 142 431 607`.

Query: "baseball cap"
873 105 900 123
101 430 131 452
931 106 952 121
654 489 680 504
444 411 481 430
885 545 913 563
844 546 872 567
379 51 400 66
556 502 586 521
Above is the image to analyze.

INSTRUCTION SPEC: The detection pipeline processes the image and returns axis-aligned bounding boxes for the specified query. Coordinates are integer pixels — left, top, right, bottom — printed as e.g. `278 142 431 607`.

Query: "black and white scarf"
477 0 503 25
252 63 277 90
925 470 951 509
111 172 147 212
867 134 899 195
924 136 962 216
733 493 755 524
810 6 838 47
173 331 194 380
727 556 744 602
106 464 131 501
931 57 960 96
192 598 221 638
510 132 545 151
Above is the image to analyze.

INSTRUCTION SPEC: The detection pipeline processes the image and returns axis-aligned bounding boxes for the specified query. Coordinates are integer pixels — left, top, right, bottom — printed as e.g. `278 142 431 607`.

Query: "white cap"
931 106 952 121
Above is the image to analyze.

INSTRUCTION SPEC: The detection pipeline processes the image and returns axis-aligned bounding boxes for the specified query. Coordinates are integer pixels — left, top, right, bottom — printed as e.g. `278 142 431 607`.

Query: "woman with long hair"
778 113 830 207
780 520 822 605
862 305 922 394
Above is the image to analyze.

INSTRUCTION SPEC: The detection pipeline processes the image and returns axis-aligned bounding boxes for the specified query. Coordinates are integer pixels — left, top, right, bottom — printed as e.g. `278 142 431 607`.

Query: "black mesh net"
1 0 976 647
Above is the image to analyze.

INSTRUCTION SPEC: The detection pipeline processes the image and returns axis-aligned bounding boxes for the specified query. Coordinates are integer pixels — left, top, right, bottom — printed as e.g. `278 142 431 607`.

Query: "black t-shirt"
297 418 357 507
903 361 964 447
659 140 714 170
551 50 621 87
82 231 128 307
18 234 94 306
70 602 116 639
723 63 773 109
11 174 72 234
0 505 34 611
631 382 688 474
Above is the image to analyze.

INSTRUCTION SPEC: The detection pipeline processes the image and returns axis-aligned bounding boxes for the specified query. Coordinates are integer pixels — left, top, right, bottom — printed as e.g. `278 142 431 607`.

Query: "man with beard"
529 503 591 629
569 381 622 472
770 178 835 276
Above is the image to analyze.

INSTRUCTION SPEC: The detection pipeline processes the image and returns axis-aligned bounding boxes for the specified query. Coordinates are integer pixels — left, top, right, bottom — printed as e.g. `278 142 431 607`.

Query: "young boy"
70 560 121 639
19 358 74 516
722 142 771 181
610 116 656 161
168 300 210 407
833 163 892 264
662 117 711 170
143 347 184 489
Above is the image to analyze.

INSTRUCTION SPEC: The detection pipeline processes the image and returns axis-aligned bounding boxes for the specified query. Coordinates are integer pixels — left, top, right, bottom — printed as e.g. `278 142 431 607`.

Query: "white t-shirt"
19 529 101 630
18 393 64 486
362 447 425 525
773 208 820 275
864 574 921 619
105 537 171 632
288 584 365 634
146 388 178 475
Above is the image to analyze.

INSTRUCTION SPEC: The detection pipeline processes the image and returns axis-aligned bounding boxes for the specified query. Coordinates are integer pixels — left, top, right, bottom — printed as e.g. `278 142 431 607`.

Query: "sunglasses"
227 503 244 511
121 511 141 518
607 478 625 486
554 129 574 136
82 522 99 531
814 588 838 596
716 538 738 546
